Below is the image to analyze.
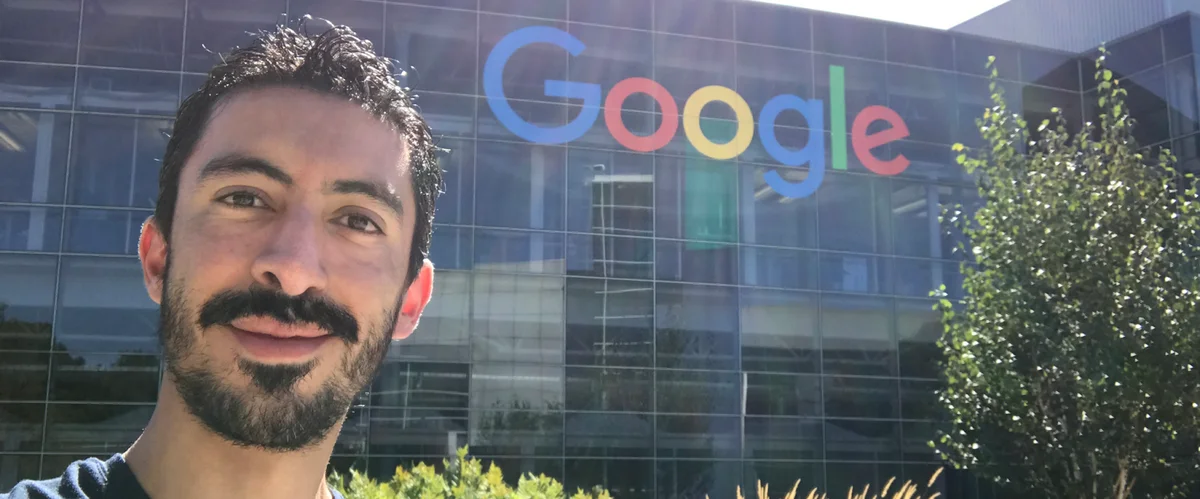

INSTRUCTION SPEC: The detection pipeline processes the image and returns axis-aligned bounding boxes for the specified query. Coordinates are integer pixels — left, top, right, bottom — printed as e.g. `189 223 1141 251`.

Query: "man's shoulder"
1 455 145 499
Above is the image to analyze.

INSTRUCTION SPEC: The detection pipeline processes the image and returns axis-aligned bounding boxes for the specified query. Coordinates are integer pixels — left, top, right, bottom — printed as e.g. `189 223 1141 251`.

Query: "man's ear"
391 259 435 341
138 216 169 305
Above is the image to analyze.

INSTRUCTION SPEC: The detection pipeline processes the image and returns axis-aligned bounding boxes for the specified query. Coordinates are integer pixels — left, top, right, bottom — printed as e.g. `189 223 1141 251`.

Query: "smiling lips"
228 316 334 362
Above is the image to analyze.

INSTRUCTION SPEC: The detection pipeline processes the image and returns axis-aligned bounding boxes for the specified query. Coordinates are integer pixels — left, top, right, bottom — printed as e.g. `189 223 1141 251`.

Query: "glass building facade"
2 1 1199 497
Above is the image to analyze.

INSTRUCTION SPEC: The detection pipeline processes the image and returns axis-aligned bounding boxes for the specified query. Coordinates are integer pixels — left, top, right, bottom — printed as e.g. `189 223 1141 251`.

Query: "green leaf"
1103 69 1113 81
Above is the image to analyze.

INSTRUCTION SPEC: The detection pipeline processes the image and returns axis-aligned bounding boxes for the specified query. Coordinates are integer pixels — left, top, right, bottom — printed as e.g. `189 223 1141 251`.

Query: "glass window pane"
0 0 81 63
817 172 892 253
566 366 651 413
821 295 895 377
655 283 738 371
183 0 287 72
404 271 470 362
654 0 732 39
370 361 468 409
655 155 738 243
0 403 43 451
0 254 56 351
744 461 824 497
655 239 736 285
903 421 940 462
567 234 653 280
1023 85 1083 140
656 459 742 499
897 299 941 380
57 257 159 354
818 253 891 296
565 458 655 499
0 62 74 110
433 139 474 226
471 363 564 411
49 353 159 403
735 2 810 50
0 206 62 253
739 289 818 374
825 461 903 493
739 165 818 248
43 403 154 452
813 13 884 61
740 246 818 290
886 24 952 70
478 15 566 103
1164 16 1194 61
887 65 955 145
824 375 898 419
738 44 815 127
386 5 477 95
1124 67 1171 146
568 0 650 30
901 379 941 421
1167 56 1199 138
473 406 563 456
656 414 740 459
567 149 654 236
656 370 740 415
80 0 185 70
481 0 563 19
0 351 48 401
471 274 564 364
892 181 944 258
958 75 1023 149
568 24 653 114
430 226 472 272
744 417 822 460
955 35 1019 78
478 96 566 142
565 412 652 457
64 209 148 256
69 116 170 209
893 258 960 300
474 229 565 275
77 68 179 117
474 458 563 486
565 278 653 367
656 34 735 109
745 373 821 417
1104 28 1165 80
475 141 565 230
0 110 69 204
419 92 474 138
288 0 383 54
1021 48 1081 91
368 407 466 456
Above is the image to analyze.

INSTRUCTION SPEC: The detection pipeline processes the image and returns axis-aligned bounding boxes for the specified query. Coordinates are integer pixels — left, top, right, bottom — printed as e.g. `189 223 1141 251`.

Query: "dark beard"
158 258 396 452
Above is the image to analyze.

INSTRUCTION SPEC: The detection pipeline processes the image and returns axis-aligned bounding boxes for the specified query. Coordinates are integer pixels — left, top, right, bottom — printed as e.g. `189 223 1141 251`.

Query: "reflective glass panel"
735 1 810 50
403 271 470 362
368 408 467 456
565 458 655 499
0 206 62 253
475 141 566 231
745 373 821 417
474 229 565 275
655 238 737 285
0 110 69 204
654 0 733 39
821 295 895 377
48 352 159 403
69 115 170 209
56 257 159 354
816 172 892 253
739 289 819 374
739 164 818 248
79 0 185 70
744 417 822 460
812 13 884 61
565 366 652 412
369 361 469 410
183 0 287 72
655 283 738 371
656 370 740 415
0 0 81 63
0 62 73 110
0 403 43 452
0 351 48 401
0 254 56 351
656 459 743 499
897 299 942 380
43 403 154 452
565 412 653 457
656 414 740 458
478 16 566 103
565 277 653 367
288 0 383 54
63 209 148 256
471 273 564 364
824 375 898 419
386 4 477 95
77 68 179 116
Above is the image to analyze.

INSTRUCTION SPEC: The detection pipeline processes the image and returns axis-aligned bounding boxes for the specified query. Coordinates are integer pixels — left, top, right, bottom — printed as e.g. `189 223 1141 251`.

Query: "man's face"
139 87 431 451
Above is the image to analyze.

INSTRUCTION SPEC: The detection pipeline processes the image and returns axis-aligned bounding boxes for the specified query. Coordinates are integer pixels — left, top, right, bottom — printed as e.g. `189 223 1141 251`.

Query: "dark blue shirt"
1 454 345 499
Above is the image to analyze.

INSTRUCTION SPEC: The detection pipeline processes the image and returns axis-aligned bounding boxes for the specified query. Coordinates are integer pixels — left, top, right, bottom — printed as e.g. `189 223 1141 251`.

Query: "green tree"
934 52 1200 498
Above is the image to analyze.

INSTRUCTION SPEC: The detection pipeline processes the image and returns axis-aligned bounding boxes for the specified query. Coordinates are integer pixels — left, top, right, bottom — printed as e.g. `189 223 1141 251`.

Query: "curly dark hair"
156 20 442 287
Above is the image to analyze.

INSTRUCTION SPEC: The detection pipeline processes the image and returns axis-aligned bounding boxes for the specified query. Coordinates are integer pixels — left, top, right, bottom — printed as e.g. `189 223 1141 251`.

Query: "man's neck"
124 382 342 499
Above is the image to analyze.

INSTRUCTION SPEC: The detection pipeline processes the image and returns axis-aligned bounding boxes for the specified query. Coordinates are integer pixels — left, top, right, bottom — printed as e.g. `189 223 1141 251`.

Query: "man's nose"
249 207 329 296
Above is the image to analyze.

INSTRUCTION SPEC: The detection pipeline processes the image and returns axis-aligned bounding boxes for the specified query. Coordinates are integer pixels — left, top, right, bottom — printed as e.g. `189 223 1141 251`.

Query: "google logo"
483 26 913 199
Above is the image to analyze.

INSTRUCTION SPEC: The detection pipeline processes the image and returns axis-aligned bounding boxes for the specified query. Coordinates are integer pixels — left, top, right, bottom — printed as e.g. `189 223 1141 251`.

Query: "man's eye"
218 191 266 208
339 213 383 234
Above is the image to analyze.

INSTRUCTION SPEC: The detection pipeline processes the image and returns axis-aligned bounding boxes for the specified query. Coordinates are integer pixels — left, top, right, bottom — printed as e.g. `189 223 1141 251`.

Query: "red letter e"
851 106 910 176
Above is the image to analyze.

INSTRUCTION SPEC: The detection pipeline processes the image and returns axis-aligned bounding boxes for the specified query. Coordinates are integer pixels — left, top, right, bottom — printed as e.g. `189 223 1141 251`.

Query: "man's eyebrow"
330 179 405 219
198 154 293 186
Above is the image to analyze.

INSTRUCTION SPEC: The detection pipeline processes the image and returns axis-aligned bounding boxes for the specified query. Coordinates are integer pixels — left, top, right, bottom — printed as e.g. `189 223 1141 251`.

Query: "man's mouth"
227 317 334 362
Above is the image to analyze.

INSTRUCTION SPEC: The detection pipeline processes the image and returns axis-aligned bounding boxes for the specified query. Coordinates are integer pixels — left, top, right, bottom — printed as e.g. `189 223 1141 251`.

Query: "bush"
329 447 945 499
326 447 612 499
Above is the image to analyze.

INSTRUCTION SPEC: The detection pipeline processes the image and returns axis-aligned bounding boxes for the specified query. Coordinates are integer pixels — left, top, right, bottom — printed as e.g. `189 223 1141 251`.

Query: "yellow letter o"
682 85 754 160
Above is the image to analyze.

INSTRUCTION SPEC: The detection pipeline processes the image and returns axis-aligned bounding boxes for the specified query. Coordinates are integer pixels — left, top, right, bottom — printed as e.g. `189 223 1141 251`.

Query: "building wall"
952 0 1170 52
1 1 1198 498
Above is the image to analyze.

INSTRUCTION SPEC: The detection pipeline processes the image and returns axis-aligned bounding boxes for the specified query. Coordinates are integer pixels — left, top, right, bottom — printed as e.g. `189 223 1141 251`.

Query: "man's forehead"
186 87 411 183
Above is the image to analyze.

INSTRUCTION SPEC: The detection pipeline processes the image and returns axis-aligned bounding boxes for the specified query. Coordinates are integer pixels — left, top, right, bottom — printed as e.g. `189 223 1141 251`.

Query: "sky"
750 0 1011 29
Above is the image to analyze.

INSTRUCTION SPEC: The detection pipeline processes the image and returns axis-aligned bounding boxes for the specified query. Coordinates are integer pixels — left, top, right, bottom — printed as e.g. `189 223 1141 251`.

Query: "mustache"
197 287 359 343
